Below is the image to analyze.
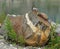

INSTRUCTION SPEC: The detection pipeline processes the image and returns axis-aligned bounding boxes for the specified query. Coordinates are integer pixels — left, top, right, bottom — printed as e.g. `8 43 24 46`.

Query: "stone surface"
8 14 50 46
0 23 7 35
0 35 42 49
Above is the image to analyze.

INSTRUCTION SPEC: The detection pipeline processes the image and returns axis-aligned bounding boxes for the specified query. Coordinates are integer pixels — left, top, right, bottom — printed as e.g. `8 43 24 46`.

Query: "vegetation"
0 12 6 23
5 17 17 41
5 17 25 45
45 24 60 49
0 0 6 23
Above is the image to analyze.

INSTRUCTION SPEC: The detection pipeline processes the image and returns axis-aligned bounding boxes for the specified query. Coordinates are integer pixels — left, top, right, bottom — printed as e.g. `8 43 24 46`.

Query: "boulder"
7 12 51 46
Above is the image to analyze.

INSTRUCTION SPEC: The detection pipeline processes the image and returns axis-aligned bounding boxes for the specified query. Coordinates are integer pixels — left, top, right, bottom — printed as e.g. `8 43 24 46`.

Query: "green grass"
5 17 25 45
5 17 17 41
0 12 6 23
45 24 60 49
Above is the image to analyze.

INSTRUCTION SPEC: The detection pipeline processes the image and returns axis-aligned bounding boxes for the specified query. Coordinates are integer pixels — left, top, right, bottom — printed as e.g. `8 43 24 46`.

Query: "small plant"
17 35 25 45
5 17 17 41
5 17 25 45
45 24 60 49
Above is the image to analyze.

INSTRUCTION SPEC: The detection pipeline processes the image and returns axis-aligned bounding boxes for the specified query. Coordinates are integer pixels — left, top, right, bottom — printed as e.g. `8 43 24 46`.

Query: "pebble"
38 48 41 49
0 42 4 45
10 44 13 47
0 39 42 49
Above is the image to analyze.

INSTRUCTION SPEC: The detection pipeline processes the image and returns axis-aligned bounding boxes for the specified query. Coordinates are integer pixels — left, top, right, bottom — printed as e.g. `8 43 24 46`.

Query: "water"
0 0 60 23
